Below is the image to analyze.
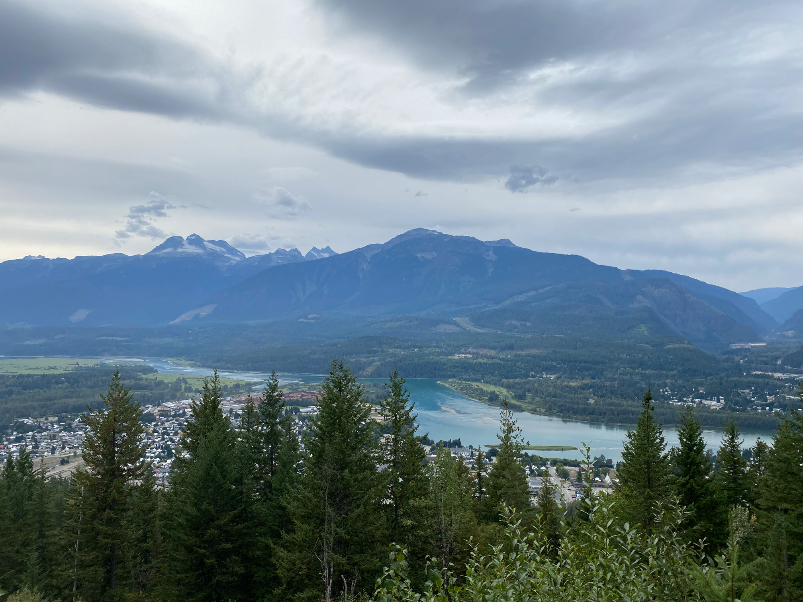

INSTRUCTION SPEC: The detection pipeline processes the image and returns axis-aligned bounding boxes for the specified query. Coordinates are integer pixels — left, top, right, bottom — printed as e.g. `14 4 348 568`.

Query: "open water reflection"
111 358 772 462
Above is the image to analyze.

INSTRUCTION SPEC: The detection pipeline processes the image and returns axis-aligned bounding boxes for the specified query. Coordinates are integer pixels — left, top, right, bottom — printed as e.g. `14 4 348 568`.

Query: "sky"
0 0 801 291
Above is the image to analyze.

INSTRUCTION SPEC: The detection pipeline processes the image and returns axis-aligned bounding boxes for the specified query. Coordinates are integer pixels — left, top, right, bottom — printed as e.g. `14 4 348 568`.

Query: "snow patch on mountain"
305 246 338 260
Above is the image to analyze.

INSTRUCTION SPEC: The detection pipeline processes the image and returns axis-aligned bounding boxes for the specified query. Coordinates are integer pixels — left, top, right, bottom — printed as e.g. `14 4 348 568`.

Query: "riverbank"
439 378 780 431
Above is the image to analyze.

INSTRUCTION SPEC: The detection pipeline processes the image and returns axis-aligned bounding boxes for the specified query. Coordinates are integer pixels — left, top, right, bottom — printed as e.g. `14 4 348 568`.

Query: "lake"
109 358 773 462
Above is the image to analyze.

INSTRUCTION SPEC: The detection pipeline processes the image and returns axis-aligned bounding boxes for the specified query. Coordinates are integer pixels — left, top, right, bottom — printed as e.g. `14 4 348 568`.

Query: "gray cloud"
228 234 273 255
115 194 175 240
256 187 312 219
310 0 803 182
0 1 224 118
314 0 795 93
505 166 558 193
0 0 801 192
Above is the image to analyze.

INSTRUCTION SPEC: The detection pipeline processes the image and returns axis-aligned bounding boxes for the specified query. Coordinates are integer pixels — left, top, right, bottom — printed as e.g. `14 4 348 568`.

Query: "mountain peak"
147 235 246 263
305 246 338 260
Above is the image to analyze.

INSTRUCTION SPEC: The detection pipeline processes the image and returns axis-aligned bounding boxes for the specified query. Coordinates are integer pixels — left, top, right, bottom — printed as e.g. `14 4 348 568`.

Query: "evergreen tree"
482 400 531 522
755 389 803 601
379 370 430 574
163 372 251 602
68 370 150 601
277 361 384 602
0 449 37 593
672 407 726 550
474 448 487 507
122 470 160 597
238 372 291 598
165 418 249 602
617 388 671 535
428 447 478 585
178 370 228 463
746 438 769 508
24 469 66 598
257 372 285 484
717 419 748 510
534 474 563 558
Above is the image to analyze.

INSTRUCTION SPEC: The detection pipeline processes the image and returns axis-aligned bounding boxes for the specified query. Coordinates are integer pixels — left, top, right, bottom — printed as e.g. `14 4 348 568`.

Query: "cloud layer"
0 0 801 289
2 0 799 186
115 194 175 240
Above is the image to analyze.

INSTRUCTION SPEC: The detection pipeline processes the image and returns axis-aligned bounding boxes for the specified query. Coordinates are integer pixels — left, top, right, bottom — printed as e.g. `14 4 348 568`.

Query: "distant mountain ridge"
147 234 246 263
0 235 336 327
0 229 791 347
760 286 803 324
740 287 794 305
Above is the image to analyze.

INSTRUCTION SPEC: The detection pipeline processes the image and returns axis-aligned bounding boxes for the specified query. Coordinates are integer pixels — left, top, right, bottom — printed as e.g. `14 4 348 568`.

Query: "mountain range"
0 229 801 346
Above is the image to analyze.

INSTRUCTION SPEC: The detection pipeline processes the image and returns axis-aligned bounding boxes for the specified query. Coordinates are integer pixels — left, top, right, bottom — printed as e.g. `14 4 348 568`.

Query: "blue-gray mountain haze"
0 229 800 345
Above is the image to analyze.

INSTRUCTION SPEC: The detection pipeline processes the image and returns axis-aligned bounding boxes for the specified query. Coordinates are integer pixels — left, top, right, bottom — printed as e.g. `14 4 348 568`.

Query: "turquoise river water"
110 358 772 462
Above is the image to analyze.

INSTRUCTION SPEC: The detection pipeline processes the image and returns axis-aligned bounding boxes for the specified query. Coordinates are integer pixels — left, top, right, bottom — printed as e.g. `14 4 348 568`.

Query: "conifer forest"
1 362 802 602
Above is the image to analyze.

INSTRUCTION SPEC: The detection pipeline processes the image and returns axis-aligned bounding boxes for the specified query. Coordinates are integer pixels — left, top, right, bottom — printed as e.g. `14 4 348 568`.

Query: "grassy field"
440 379 514 401
139 372 251 391
0 357 100 375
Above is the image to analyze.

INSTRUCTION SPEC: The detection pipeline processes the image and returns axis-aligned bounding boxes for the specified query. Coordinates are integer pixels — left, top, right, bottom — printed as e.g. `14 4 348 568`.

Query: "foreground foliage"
0 369 801 602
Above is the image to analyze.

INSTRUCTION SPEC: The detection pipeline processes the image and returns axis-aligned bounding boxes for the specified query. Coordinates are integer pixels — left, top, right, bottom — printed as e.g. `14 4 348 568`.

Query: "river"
110 358 773 462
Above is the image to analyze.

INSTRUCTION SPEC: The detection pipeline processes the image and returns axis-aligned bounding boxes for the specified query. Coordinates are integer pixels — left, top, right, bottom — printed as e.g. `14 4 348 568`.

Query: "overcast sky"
1 0 801 291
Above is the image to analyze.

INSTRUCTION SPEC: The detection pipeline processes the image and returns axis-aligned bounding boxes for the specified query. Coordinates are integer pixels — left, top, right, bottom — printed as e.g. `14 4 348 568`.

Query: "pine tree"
534 474 562 558
238 372 290 599
746 437 769 508
379 370 429 572
258 372 285 484
24 467 65 598
0 449 38 593
755 387 803 601
482 400 531 522
617 388 671 535
178 370 228 463
122 470 160 597
717 418 748 510
474 448 487 507
428 447 478 584
672 407 726 550
277 361 385 602
164 415 249 602
69 370 150 601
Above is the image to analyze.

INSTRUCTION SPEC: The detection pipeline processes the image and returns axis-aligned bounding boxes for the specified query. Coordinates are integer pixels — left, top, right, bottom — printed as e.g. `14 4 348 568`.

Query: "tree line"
1 362 802 601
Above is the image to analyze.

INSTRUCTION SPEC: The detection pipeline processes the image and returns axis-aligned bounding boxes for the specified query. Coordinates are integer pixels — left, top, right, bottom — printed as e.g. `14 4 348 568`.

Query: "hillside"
206 229 763 346
0 236 331 327
0 229 784 347
761 285 803 323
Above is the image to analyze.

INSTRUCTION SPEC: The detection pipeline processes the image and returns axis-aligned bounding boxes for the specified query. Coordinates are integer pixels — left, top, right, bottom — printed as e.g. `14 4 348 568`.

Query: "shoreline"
437 379 779 433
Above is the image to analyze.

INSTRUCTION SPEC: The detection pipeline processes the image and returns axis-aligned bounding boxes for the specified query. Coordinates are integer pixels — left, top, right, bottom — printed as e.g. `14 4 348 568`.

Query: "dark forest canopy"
1 365 802 602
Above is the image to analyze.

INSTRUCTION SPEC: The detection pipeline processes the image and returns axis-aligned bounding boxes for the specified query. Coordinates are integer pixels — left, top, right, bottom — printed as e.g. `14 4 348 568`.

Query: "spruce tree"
534 474 563 558
258 372 285 483
717 418 748 509
482 400 531 522
277 361 384 602
428 447 478 584
672 408 726 550
379 370 429 571
69 370 149 601
163 372 251 602
178 370 228 463
617 388 671 535
746 437 769 508
474 448 487 506
755 388 803 600
0 449 37 593
165 419 248 602
122 470 160 597
238 372 289 598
